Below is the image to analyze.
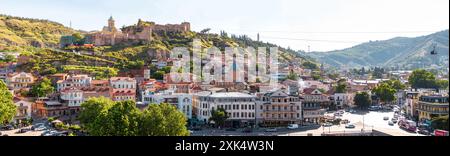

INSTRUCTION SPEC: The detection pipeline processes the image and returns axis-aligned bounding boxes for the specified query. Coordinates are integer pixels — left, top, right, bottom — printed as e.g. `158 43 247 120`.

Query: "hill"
0 14 78 50
306 30 449 70
0 15 314 79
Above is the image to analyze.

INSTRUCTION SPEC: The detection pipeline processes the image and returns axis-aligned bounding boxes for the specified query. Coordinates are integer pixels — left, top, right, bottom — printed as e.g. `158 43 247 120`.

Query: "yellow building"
417 95 449 120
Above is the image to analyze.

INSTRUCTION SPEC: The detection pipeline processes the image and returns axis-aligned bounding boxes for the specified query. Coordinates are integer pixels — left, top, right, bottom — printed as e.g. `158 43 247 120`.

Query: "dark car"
191 127 203 131
418 129 430 135
242 128 253 133
225 128 237 131
1 125 15 130
16 128 31 134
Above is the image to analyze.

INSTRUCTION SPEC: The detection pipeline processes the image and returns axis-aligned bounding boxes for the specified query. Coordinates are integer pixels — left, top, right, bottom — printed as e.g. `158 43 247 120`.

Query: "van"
287 124 299 129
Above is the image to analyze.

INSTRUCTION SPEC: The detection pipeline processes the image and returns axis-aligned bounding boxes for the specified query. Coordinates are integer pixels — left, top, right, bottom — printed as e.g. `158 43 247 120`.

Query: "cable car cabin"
430 45 438 55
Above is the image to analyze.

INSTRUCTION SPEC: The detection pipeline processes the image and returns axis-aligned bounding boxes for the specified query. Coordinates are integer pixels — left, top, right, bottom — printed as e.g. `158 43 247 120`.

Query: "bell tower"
108 16 117 32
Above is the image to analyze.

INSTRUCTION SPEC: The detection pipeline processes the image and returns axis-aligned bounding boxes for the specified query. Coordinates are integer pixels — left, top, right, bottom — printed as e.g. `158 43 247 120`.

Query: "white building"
5 72 35 90
60 87 84 107
333 93 355 109
110 77 136 89
141 90 192 119
256 90 302 127
56 74 92 91
195 92 257 127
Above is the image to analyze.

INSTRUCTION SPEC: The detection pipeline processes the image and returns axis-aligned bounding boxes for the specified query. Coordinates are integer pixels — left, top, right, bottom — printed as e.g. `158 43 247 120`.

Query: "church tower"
108 16 117 32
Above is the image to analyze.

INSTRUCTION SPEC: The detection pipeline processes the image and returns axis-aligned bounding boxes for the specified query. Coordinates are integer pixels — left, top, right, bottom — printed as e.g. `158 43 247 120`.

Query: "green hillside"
0 14 77 50
307 30 449 70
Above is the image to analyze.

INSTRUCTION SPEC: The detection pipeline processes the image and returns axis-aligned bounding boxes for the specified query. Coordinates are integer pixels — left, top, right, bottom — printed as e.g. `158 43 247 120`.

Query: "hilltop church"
85 16 191 46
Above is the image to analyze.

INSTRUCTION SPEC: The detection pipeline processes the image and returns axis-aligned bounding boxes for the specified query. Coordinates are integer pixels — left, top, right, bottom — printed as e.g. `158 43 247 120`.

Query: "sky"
0 0 449 52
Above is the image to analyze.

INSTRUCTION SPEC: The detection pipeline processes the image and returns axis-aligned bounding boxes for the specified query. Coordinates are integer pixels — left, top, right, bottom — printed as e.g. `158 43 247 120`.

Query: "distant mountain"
0 14 77 50
306 30 449 70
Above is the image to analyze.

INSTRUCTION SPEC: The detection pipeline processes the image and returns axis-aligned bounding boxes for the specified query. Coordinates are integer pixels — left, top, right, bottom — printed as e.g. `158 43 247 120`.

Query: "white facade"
110 77 136 89
196 92 256 123
141 91 192 119
333 93 354 108
57 75 92 91
60 88 84 107
6 72 35 90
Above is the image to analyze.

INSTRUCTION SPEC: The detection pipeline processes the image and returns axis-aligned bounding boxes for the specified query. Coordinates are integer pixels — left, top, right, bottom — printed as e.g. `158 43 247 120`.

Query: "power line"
224 29 438 34
261 36 360 43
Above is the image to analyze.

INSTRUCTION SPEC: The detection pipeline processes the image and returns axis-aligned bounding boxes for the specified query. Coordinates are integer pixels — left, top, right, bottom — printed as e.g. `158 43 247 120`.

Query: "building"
195 92 257 128
417 95 449 121
5 72 35 90
256 90 302 127
301 88 328 125
13 97 32 124
405 91 420 119
85 17 190 46
110 77 136 89
333 93 355 109
56 74 92 91
141 90 193 119
32 98 69 119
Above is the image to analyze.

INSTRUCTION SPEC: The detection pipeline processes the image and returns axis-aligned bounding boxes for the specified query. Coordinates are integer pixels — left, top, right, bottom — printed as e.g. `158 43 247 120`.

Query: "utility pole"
257 33 260 42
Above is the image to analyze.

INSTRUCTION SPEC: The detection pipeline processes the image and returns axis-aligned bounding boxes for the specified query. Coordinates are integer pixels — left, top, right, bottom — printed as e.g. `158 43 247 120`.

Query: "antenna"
70 21 72 29
308 45 310 52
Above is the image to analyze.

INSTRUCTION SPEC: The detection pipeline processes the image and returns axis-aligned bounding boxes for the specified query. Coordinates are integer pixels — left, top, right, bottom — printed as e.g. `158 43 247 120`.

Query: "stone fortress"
86 16 191 46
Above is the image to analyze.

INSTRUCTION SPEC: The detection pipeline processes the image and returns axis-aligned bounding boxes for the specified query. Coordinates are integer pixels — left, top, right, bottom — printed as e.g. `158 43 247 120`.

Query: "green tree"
383 79 406 90
436 80 449 90
408 69 437 89
209 108 228 128
372 83 396 105
152 71 165 80
302 61 318 70
0 54 17 63
354 92 372 110
286 71 299 81
72 33 85 45
335 80 347 93
78 97 115 136
30 78 54 97
431 115 449 131
0 81 17 125
79 98 189 136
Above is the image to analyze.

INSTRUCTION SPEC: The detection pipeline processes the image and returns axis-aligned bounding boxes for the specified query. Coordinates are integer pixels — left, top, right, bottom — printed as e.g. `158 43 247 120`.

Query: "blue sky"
0 0 449 51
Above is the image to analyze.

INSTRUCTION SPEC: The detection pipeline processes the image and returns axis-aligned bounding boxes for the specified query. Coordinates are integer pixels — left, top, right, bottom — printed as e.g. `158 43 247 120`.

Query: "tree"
372 83 396 105
78 97 115 136
0 54 17 63
30 78 54 97
436 80 449 90
72 33 85 45
335 79 347 93
431 115 449 131
79 98 189 136
408 69 437 89
286 71 299 81
0 81 17 125
302 61 318 70
354 92 372 110
209 108 228 128
152 71 165 80
383 79 406 90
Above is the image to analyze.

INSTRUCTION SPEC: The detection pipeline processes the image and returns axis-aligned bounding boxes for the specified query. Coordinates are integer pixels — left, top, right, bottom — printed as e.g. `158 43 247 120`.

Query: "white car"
287 124 299 129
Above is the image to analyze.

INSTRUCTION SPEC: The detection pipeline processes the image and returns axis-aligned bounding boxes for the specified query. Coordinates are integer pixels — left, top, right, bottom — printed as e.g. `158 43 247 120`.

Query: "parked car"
383 117 389 120
225 128 237 131
1 125 14 130
348 109 356 113
242 127 253 133
418 129 430 135
16 128 31 134
265 128 278 132
0 132 2 136
341 119 350 124
388 121 394 126
345 124 355 129
391 118 398 123
323 123 333 127
287 124 299 129
191 127 202 131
